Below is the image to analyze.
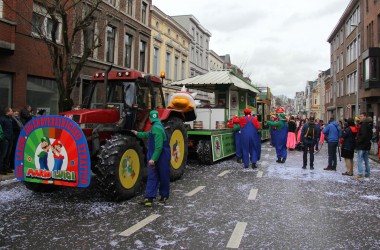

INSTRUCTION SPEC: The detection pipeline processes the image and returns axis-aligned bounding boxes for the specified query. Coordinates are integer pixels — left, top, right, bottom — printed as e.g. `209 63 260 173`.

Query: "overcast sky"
154 0 349 98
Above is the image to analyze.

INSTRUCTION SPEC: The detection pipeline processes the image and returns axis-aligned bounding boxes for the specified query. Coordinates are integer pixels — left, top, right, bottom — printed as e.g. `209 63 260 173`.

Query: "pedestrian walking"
0 107 15 174
286 116 297 150
266 108 288 163
323 118 342 171
355 112 373 179
340 118 358 176
234 108 261 169
132 110 171 207
301 116 320 169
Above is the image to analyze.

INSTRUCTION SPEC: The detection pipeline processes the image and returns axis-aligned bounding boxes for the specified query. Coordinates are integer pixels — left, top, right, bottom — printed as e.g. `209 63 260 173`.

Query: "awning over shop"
169 70 260 94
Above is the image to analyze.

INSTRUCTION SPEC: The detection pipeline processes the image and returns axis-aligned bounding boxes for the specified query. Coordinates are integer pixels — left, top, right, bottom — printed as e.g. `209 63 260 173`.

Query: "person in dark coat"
20 105 33 125
301 116 320 169
10 108 24 170
0 107 15 174
355 112 373 178
340 118 358 176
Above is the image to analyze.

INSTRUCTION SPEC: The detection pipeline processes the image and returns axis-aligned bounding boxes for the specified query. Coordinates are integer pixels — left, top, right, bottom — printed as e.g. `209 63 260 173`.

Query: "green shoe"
158 197 168 204
139 198 153 207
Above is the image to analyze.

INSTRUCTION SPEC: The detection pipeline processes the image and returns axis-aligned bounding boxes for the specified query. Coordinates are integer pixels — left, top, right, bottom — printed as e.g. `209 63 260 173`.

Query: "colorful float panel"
14 116 91 188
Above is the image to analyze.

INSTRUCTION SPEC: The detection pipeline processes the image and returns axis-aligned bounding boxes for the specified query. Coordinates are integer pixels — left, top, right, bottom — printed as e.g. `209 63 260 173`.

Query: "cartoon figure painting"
171 140 181 163
52 140 65 171
37 137 51 170
121 156 135 179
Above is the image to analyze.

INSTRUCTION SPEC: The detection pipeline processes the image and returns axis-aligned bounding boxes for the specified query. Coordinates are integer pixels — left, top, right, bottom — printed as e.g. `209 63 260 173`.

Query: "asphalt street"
0 141 379 249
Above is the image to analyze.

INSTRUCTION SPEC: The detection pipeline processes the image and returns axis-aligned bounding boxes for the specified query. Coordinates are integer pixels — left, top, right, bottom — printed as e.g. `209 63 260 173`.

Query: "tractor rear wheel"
165 117 188 181
95 134 144 201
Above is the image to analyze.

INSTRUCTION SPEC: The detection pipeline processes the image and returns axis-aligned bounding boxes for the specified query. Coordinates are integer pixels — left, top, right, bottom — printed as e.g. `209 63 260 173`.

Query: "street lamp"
351 23 359 117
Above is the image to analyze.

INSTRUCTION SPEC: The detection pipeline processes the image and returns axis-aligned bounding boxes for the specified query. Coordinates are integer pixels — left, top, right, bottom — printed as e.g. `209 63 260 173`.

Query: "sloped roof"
169 70 260 94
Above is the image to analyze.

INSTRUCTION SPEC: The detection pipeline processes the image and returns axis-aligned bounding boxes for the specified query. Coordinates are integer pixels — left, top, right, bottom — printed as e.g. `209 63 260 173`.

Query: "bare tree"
13 0 109 111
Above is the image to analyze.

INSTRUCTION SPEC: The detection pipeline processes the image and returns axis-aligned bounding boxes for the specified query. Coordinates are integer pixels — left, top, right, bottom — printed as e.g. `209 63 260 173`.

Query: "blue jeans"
327 142 338 169
357 150 370 176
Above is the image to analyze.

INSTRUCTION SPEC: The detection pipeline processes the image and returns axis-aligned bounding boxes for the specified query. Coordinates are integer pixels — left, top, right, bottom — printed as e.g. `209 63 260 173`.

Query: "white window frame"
0 0 3 19
32 3 62 43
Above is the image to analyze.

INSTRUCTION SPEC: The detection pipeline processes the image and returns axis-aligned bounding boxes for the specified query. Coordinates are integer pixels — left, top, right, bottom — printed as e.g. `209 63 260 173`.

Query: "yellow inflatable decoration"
167 86 200 112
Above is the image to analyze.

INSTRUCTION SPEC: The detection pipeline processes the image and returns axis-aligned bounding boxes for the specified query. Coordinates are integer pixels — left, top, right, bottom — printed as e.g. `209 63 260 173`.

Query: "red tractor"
60 69 193 201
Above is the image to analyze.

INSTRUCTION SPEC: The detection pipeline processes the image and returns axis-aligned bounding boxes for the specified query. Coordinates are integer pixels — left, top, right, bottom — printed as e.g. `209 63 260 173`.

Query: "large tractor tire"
165 117 188 181
95 134 144 201
24 182 58 193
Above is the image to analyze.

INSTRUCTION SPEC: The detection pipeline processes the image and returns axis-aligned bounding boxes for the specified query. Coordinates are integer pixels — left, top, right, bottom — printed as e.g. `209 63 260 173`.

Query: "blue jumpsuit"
241 117 259 167
146 123 171 199
234 125 242 161
272 120 288 160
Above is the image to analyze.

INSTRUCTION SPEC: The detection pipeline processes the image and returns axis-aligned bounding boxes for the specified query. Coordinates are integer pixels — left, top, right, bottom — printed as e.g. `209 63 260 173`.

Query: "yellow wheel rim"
170 130 185 170
119 149 140 189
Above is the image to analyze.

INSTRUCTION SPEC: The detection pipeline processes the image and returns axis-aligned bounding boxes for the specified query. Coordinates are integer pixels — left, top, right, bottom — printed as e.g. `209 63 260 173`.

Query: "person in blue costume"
228 116 242 163
266 111 288 163
132 110 171 207
38 137 50 170
235 108 261 169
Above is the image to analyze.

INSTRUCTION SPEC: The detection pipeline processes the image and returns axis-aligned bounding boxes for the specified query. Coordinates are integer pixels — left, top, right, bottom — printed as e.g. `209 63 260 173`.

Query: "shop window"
27 76 58 114
0 73 12 108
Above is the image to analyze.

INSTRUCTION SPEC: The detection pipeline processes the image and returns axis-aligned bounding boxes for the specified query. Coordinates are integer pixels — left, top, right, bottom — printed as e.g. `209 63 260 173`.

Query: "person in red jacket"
234 108 261 169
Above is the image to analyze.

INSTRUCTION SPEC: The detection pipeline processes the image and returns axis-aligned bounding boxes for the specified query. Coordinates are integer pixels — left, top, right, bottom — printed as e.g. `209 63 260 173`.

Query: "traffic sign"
347 104 351 109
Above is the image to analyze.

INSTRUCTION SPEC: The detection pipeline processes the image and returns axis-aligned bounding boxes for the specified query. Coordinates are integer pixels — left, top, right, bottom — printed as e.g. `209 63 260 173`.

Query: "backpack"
0 124 4 141
304 123 316 140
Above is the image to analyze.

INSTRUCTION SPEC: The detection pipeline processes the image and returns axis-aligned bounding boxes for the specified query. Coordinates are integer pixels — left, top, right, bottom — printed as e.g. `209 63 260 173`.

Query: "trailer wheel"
24 182 58 193
196 140 206 164
203 140 213 165
165 117 188 181
95 134 144 201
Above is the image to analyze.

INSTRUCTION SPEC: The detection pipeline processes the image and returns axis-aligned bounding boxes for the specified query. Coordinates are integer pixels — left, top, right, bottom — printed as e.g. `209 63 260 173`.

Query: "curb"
0 173 16 182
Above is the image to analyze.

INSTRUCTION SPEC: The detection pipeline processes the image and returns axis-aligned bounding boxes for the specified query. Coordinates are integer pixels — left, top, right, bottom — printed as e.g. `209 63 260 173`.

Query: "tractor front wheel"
94 134 144 201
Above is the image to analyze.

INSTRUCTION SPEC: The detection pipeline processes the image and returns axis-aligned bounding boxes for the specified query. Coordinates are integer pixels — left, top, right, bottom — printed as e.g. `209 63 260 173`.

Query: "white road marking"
119 214 161 237
226 222 247 248
217 170 230 177
185 186 206 196
257 171 263 178
248 189 258 200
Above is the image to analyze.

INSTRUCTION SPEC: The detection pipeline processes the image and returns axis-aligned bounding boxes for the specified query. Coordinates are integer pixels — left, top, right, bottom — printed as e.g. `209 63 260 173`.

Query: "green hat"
279 113 286 119
41 136 50 145
149 110 160 123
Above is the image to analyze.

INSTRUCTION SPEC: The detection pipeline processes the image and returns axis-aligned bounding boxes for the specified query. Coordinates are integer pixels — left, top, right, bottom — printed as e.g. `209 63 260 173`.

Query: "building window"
153 47 159 75
126 0 133 16
0 73 12 108
0 0 3 19
107 0 116 6
340 79 344 97
139 40 146 72
174 56 179 81
165 52 171 79
364 57 380 81
155 21 159 29
181 60 186 80
106 25 116 63
124 33 133 68
168 29 171 36
27 76 58 115
141 2 147 25
32 4 61 42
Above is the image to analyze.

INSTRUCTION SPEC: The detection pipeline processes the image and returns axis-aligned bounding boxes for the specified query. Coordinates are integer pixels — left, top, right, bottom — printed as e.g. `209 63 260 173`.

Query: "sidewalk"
0 172 16 182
